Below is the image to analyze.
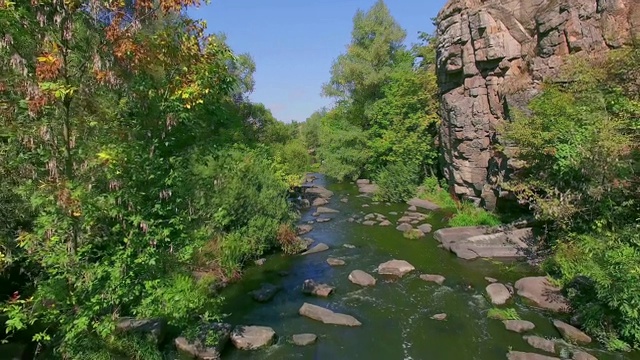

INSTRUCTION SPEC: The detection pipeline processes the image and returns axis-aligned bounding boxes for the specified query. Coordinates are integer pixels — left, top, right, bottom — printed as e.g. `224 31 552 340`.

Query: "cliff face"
435 0 640 210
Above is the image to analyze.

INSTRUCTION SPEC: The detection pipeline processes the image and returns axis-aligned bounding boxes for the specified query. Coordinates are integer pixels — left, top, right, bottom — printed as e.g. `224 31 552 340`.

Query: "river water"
188 174 632 360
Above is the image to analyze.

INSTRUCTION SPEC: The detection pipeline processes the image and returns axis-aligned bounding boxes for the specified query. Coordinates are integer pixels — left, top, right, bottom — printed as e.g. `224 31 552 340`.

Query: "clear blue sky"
189 0 447 123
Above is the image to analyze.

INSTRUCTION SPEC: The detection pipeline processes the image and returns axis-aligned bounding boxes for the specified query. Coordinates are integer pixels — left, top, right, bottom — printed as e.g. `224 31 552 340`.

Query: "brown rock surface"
436 0 639 209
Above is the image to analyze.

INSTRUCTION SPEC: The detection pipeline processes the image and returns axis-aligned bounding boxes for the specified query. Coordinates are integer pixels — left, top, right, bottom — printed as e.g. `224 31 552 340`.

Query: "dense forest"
1 0 639 358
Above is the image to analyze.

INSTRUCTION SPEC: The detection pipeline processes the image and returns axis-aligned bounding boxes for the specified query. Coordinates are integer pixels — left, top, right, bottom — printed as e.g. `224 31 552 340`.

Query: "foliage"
0 1 303 358
505 46 640 348
487 308 520 321
417 177 458 209
317 109 371 181
307 1 440 186
448 202 502 227
374 162 419 202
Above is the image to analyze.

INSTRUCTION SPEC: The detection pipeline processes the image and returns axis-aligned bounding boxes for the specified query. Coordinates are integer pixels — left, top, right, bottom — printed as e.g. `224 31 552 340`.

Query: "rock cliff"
436 0 639 209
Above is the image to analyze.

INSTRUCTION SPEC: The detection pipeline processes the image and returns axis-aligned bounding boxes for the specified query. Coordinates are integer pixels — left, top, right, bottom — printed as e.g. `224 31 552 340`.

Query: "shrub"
374 162 419 202
448 202 502 227
487 308 520 320
417 176 457 209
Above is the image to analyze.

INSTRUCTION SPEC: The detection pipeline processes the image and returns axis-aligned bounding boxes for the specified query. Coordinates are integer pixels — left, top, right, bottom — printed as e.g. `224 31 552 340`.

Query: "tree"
322 0 406 127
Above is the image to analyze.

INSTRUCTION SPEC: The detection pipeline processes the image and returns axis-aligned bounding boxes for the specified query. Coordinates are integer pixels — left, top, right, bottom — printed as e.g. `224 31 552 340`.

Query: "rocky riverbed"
168 174 633 360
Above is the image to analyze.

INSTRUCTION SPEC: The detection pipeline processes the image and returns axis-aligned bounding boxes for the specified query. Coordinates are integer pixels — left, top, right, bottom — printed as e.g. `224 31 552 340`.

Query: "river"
180 174 632 360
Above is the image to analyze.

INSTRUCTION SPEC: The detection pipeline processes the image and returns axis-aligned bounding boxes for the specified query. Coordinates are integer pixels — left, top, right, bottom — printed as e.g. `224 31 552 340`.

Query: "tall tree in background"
322 0 406 127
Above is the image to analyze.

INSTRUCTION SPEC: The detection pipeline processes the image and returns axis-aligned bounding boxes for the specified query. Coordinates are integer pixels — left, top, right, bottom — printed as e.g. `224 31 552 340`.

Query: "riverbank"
165 174 634 360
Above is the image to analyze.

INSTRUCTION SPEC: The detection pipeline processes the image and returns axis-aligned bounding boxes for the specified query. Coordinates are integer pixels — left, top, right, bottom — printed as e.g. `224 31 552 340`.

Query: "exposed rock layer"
436 0 639 209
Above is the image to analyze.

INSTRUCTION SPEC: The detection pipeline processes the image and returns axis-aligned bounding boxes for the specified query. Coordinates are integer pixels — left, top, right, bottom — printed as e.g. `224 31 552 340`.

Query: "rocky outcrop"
434 226 531 259
515 276 570 312
230 325 276 350
436 0 639 209
420 274 446 285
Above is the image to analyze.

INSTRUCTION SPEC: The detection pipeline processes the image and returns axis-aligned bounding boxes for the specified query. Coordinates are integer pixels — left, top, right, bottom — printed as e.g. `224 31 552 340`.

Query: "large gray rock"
230 325 276 350
523 335 556 354
315 206 339 214
503 320 535 333
306 185 333 199
552 319 591 344
417 223 433 233
436 0 639 210
420 274 446 285
434 226 530 260
116 317 166 344
297 224 313 235
302 279 335 297
292 333 317 346
312 197 328 207
249 283 281 303
396 223 413 232
572 351 598 360
507 351 560 360
298 303 362 326
301 242 329 255
377 260 415 277
407 198 440 210
175 322 232 360
514 277 570 312
326 257 345 266
348 270 376 286
486 283 512 305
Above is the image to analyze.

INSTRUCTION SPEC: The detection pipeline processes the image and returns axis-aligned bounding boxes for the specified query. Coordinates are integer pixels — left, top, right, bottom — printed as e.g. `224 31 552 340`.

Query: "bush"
552 229 640 350
417 176 457 209
374 162 419 202
448 202 502 227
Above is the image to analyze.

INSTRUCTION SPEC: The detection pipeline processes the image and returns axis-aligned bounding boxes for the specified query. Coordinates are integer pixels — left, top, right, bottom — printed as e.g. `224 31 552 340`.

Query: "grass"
487 308 521 320
417 177 502 227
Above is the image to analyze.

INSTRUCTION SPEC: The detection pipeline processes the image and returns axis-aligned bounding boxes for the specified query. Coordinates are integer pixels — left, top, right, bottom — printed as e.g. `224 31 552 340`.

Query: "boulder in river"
116 317 166 344
486 283 512 305
230 325 276 350
389 211 398 215
379 220 392 226
417 224 433 234
302 279 335 297
301 243 329 256
514 277 570 313
249 283 281 303
312 197 329 207
431 313 447 321
396 223 413 232
175 322 232 359
485 277 498 283
362 204 370 208
503 320 535 333
572 351 597 360
378 260 415 277
364 213 376 220
362 220 376 226
348 270 376 286
343 244 356 249
407 198 440 211
507 351 560 360
292 333 317 346
296 224 313 236
523 335 557 354
433 226 531 260
298 303 362 326
316 206 339 214
306 185 333 199
326 257 345 266
398 216 413 223
408 205 417 211
316 217 331 223
552 320 591 344
420 274 445 285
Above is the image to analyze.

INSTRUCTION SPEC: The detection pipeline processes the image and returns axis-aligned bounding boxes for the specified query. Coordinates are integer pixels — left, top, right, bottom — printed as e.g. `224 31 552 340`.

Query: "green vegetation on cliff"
505 46 640 349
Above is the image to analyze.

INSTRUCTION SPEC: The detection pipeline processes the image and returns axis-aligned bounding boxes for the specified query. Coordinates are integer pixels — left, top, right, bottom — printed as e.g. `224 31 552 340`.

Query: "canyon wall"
436 0 640 210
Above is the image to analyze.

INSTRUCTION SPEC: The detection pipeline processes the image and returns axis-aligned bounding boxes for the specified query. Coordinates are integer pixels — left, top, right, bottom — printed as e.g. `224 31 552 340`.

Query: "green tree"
322 0 406 127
